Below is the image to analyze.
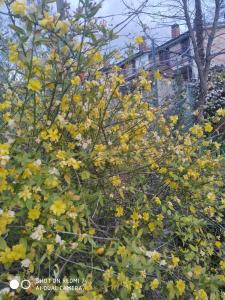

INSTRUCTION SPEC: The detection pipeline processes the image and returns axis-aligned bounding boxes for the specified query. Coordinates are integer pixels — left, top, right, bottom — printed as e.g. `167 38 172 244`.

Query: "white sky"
67 0 224 49
1 0 221 54
67 0 177 51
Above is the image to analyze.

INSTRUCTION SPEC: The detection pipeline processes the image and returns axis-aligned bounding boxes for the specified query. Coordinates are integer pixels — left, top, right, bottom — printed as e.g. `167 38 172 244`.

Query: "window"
159 48 170 66
181 38 189 53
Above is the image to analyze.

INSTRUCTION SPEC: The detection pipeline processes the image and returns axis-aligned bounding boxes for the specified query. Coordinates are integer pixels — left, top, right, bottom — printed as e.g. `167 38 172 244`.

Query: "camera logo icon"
9 279 31 290
9 279 19 290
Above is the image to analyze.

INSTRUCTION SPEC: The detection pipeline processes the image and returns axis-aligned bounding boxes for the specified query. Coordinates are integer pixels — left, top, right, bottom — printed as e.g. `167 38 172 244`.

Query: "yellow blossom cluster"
0 244 26 264
0 211 14 235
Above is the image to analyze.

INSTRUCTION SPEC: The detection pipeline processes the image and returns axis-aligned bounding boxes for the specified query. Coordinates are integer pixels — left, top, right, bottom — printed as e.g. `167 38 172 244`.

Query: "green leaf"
0 236 7 250
9 24 26 36
81 170 91 180
106 248 115 257
64 221 71 232
19 238 27 251
40 254 46 265
26 198 33 209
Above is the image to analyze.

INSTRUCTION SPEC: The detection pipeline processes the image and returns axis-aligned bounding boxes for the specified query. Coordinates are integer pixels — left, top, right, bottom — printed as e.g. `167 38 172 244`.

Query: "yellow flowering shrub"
0 1 224 299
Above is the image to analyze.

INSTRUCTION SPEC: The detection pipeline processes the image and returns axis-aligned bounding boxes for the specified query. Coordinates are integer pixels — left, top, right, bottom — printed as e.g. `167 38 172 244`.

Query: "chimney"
171 24 180 39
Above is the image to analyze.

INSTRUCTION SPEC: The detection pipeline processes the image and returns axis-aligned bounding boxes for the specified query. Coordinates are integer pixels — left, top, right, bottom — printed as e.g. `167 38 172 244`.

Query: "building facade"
117 23 225 103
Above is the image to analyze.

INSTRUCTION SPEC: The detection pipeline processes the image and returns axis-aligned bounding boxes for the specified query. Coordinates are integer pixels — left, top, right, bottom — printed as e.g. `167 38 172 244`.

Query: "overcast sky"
66 0 223 52
67 0 178 52
2 0 221 55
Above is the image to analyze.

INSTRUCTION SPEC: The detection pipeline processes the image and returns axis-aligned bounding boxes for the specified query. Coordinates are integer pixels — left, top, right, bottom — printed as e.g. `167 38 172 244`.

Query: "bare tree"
182 0 224 118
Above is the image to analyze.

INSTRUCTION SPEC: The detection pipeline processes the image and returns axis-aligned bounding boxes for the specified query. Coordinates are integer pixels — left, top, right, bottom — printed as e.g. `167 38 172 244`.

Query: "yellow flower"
110 176 122 187
12 244 26 260
47 128 59 142
170 115 178 124
131 211 141 221
39 13 54 28
115 206 124 217
92 52 103 63
176 279 185 296
193 265 203 277
56 20 70 34
117 246 127 257
50 198 66 216
194 289 208 300
157 213 164 222
0 101 11 111
215 241 222 248
94 144 106 152
96 247 105 255
47 244 54 255
53 292 69 300
159 167 167 174
120 133 129 143
155 197 161 205
150 251 161 262
187 169 200 180
0 211 14 235
73 94 82 104
133 281 142 290
190 124 203 138
71 76 81 86
19 186 32 201
89 228 95 235
148 222 155 232
219 260 225 270
207 192 216 202
135 36 144 44
123 277 132 291
140 270 146 278
154 69 162 80
217 108 225 117
3 112 11 122
143 212 149 221
204 123 213 133
144 82 152 92
214 142 221 150
8 43 18 63
66 158 82 170
45 176 59 189
56 150 67 160
103 267 114 282
0 243 26 264
204 206 215 217
61 95 69 112
11 0 26 15
83 280 93 291
145 111 154 122
28 79 42 93
28 207 40 221
171 255 179 267
150 278 159 290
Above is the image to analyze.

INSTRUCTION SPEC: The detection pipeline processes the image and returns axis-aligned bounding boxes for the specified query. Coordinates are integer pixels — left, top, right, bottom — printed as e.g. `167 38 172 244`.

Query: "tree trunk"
197 74 208 120
194 0 205 65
